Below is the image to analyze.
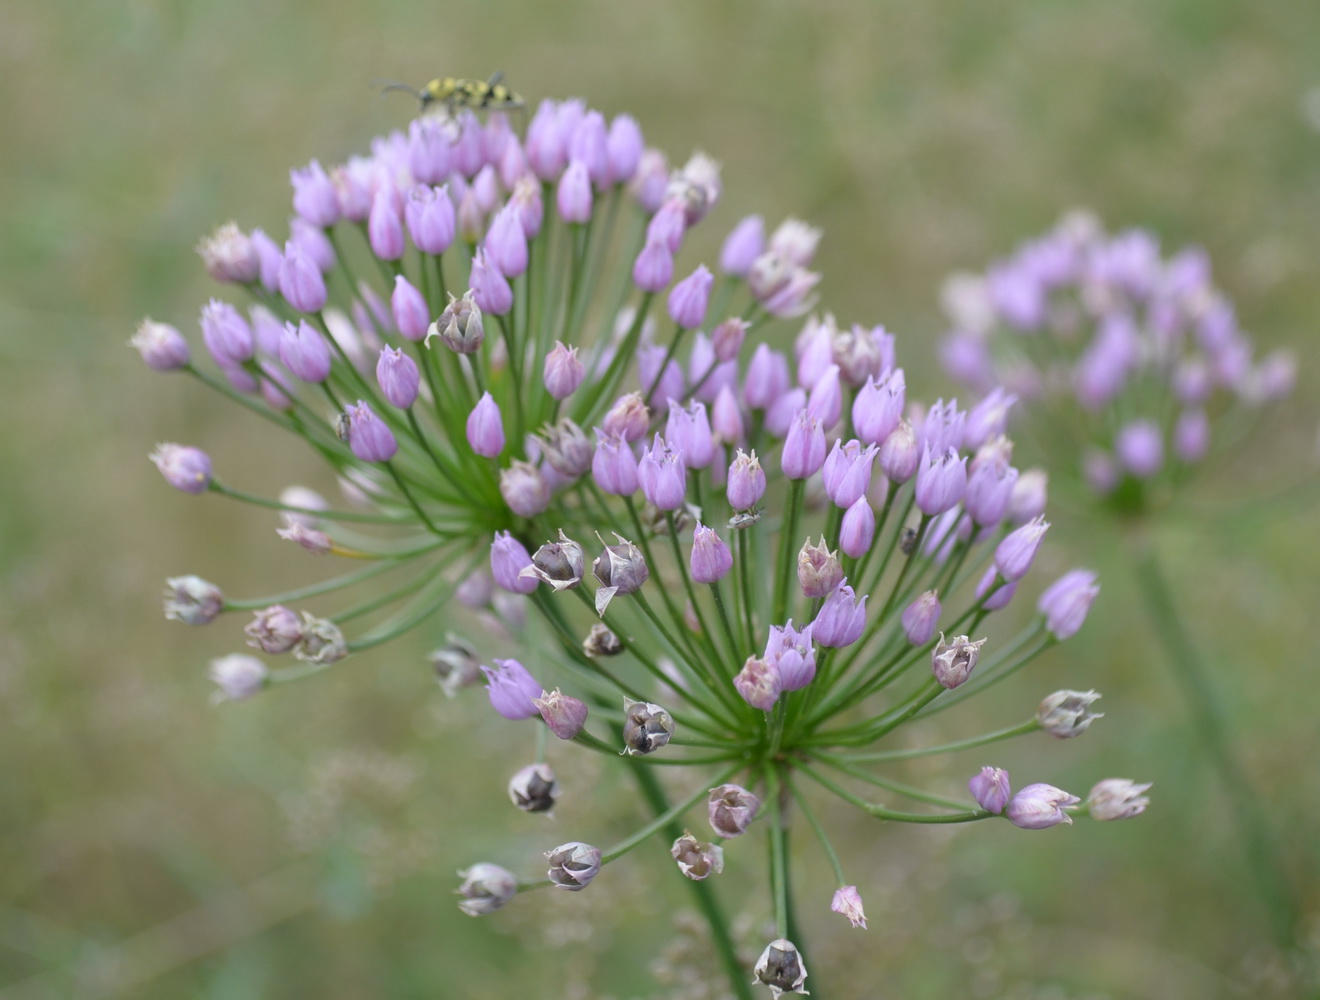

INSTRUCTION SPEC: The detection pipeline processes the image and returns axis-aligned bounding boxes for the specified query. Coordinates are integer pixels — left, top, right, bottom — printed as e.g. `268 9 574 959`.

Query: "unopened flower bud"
583 623 623 657
668 265 714 329
969 766 1011 814
490 531 540 595
539 419 595 479
1086 778 1153 821
797 537 843 598
781 411 826 479
208 653 267 702
720 215 764 276
708 784 759 838
520 530 586 592
727 449 767 510
878 419 919 483
150 444 212 494
690 523 733 583
508 762 559 813
602 392 650 442
131 318 191 371
535 688 589 740
671 833 724 881
734 654 782 711
466 392 505 457
931 633 987 689
456 863 517 916
278 242 327 313
197 221 259 284
244 605 303 653
345 401 397 463
543 341 586 399
279 320 333 383
711 316 748 362
901 590 941 645
276 521 333 556
994 515 1049 582
1006 468 1048 525
163 575 223 625
483 658 543 720
638 435 688 510
293 614 348 665
1005 783 1080 830
376 346 420 409
545 841 602 891
753 939 809 998
429 634 482 697
428 291 485 354
812 583 867 648
830 886 867 929
1037 569 1099 639
500 461 551 518
622 698 674 755
1037 689 1103 738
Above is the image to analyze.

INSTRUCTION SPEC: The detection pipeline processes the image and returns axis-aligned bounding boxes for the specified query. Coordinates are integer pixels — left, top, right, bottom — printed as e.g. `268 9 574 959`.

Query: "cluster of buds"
939 212 1294 510
141 93 1149 995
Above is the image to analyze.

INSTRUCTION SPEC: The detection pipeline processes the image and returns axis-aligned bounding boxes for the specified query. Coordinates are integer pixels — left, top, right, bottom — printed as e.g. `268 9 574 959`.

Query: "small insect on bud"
456 863 518 916
545 841 602 891
1086 778 1153 821
244 605 303 654
583 623 623 657
429 634 482 698
753 938 809 998
508 762 559 814
208 653 268 702
1036 689 1103 738
931 633 988 690
622 698 674 755
671 832 724 881
163 575 224 625
534 688 589 740
830 886 867 929
521 531 586 591
293 613 348 665
708 784 760 838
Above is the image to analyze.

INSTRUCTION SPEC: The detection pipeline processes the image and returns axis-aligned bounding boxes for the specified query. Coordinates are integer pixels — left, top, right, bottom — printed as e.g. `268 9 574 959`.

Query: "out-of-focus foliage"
1 0 1316 997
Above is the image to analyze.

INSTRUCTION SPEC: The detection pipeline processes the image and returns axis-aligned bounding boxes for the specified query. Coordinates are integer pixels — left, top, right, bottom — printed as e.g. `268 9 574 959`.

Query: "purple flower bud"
452 112 486 176
151 443 212 494
743 343 790 410
914 446 968 516
720 215 765 276
831 886 867 929
606 114 643 183
131 318 191 371
806 364 843 431
638 435 688 510
781 411 826 479
456 863 517 916
899 590 941 645
484 204 529 278
812 583 867 648
469 249 513 316
250 228 282 292
289 216 336 273
545 841 602 891
754 939 809 997
196 222 259 284
851 368 905 446
1005 783 1080 829
1173 409 1209 462
798 538 843 598
708 784 760 838
919 399 968 455
278 242 328 313
839 497 875 559
969 766 1011 814
632 239 674 293
964 446 1018 527
500 460 551 518
244 605 303 654
795 317 834 389
931 632 987 689
671 833 724 881
667 264 714 329
277 521 331 555
407 118 452 184
491 531 539 595
568 111 609 184
711 384 744 445
994 515 1049 582
690 523 733 583
430 291 485 354
1037 569 1099 639
734 656 782 711
975 565 1018 610
290 160 340 227
539 419 594 479
821 440 874 509
376 346 420 409
367 188 405 261
1037 689 1103 738
200 299 254 366
602 392 650 442
1006 468 1048 525
722 449 766 511
557 159 593 223
754 256 821 318
622 697 674 754
535 688 589 740
405 184 456 254
208 653 267 702
591 429 639 496
664 400 714 470
163 575 223 625
278 320 331 383
765 620 816 691
345 401 397 462
964 388 1017 451
1086 778 1152 821
543 341 586 400
508 762 559 813
385 276 428 343
482 658 543 719
1115 420 1164 478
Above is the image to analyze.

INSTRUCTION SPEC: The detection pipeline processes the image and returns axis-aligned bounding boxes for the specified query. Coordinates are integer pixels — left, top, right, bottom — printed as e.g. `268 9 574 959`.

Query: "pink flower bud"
132 319 191 371
638 435 687 510
734 656 782 711
914 446 968 516
632 239 674 293
208 653 267 702
376 347 420 409
244 605 303 654
278 242 327 313
499 460 551 517
490 531 539 595
602 392 650 442
200 299 254 366
720 215 764 276
163 575 223 625
831 886 867 929
405 184 456 254
878 419 919 483
484 203 528 278
901 590 941 645
1086 778 1152 821
994 515 1049 582
690 523 733 584
150 443 211 494
727 449 766 510
797 538 843 598
708 784 760 838
839 497 875 558
1037 569 1099 639
196 222 259 284
470 249 513 315
543 341 586 400
969 766 1011 814
606 114 643 183
290 159 340 227
781 411 826 479
557 159 593 223
668 265 714 329
456 863 517 916
345 401 397 462
1005 783 1080 830
391 276 430 342
812 583 867 648
535 689 589 740
930 632 987 689
367 188 405 261
466 392 505 458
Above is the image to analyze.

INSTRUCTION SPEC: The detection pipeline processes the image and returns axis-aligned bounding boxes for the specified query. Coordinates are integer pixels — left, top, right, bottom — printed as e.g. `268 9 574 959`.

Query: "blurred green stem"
1127 531 1299 951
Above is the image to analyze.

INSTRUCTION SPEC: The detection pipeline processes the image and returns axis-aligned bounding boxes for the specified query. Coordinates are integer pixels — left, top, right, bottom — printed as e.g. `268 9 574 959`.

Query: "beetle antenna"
371 78 423 101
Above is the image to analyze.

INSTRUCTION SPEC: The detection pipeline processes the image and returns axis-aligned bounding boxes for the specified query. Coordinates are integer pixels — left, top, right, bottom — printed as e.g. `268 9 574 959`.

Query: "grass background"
1 0 1318 997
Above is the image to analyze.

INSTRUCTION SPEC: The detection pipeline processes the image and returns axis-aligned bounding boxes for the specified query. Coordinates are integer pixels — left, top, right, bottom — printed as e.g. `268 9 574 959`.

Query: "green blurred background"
2 0 1318 997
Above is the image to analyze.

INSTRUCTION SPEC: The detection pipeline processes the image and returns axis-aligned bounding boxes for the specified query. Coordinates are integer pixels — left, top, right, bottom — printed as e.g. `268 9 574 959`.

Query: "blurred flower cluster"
140 95 1148 994
939 211 1294 514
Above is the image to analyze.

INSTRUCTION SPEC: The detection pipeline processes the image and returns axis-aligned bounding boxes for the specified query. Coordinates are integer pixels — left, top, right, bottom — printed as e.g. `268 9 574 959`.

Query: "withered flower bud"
545 841 602 891
534 688 589 740
293 613 348 665
521 530 585 591
708 784 760 838
1036 689 1104 738
508 762 559 814
428 290 484 354
538 418 595 479
428 634 483 698
670 832 724 880
456 863 517 916
622 697 674 755
753 938 809 997
583 623 623 657
931 633 987 689
592 534 649 615
797 536 843 598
